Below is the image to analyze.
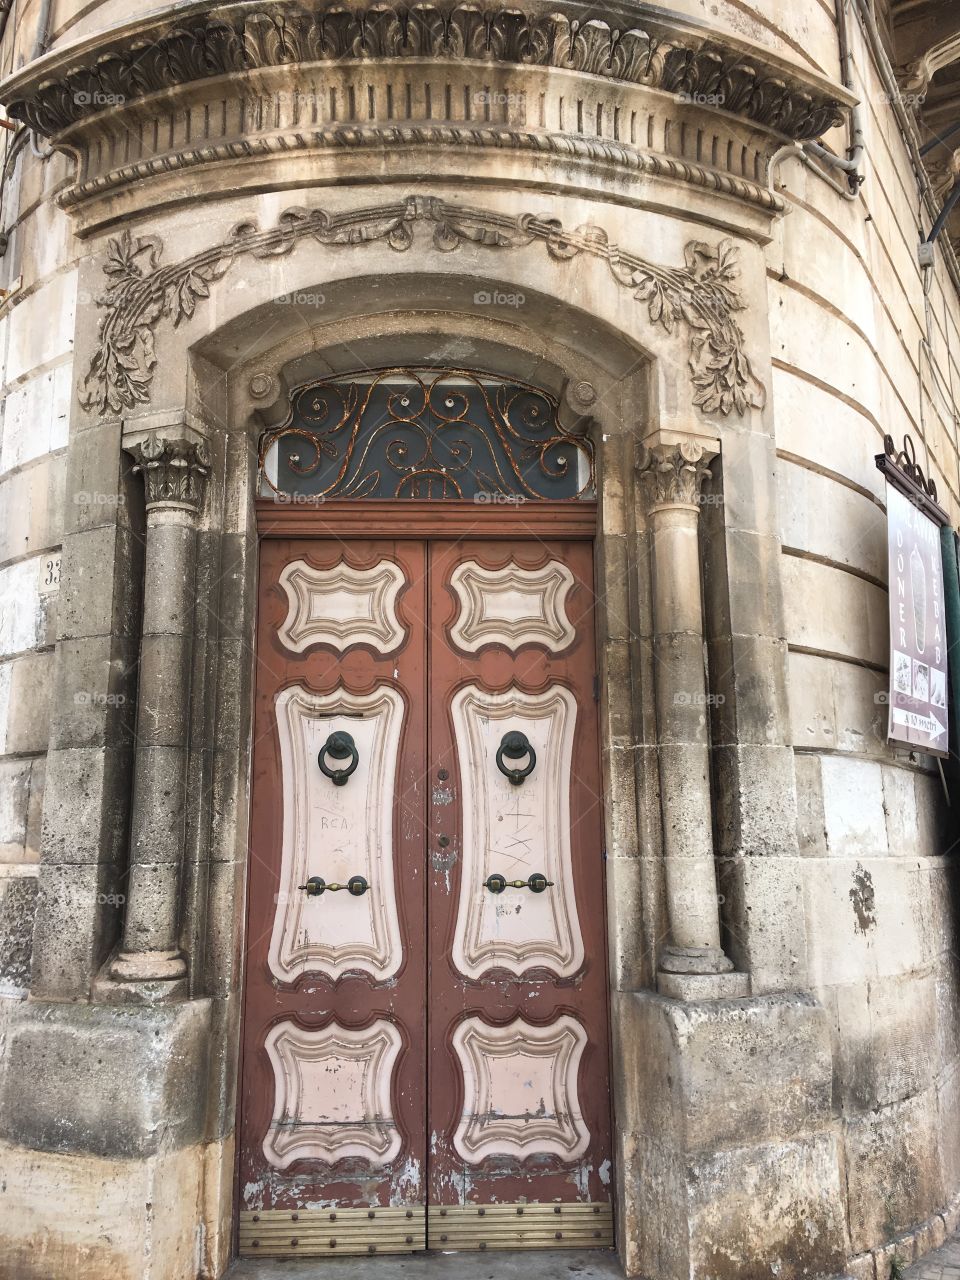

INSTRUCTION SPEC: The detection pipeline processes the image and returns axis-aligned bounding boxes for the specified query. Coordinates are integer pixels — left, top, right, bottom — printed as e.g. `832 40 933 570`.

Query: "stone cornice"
2 1 851 143
59 122 785 217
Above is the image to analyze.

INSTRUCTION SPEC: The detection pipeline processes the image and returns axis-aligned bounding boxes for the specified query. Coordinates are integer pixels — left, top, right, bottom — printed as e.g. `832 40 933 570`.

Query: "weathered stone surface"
820 756 888 858
0 0 956 1275
0 998 211 1158
617 990 845 1279
803 857 927 987
845 1088 946 1255
0 1137 215 1280
0 873 37 990
687 1131 847 1280
834 973 939 1112
718 853 809 992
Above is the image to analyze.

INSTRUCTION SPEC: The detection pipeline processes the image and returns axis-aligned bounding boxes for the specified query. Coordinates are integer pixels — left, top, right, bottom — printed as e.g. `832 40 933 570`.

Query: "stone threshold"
227 1248 624 1279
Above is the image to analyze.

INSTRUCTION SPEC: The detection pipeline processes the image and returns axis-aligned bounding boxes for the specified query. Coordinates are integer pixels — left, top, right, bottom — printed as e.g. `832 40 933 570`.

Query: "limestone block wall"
764 3 960 1261
0 6 79 1034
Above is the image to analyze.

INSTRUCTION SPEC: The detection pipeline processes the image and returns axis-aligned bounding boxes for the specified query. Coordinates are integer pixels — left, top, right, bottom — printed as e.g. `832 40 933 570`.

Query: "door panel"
449 683 583 979
269 684 405 983
239 539 428 1252
427 539 612 1248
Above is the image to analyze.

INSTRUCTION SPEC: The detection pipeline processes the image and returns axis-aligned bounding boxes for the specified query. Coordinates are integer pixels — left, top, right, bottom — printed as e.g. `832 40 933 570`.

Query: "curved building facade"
0 1 958 1277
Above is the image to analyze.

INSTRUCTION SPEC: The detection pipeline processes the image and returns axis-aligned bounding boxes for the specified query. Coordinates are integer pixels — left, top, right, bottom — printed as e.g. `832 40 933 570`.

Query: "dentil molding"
80 193 764 419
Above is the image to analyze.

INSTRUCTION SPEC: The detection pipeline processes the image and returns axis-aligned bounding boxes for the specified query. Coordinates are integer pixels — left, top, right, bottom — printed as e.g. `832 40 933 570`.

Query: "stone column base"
612 988 846 1280
657 969 751 1000
96 949 189 1003
0 998 229 1279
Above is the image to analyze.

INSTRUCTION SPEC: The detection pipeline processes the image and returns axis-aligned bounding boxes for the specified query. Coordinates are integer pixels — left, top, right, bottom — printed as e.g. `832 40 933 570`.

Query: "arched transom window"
259 368 594 501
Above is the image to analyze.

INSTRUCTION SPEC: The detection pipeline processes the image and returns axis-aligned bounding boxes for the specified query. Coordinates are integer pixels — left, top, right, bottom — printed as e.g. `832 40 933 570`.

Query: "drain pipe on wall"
850 0 960 298
803 0 865 192
30 0 51 60
769 0 863 199
26 0 53 158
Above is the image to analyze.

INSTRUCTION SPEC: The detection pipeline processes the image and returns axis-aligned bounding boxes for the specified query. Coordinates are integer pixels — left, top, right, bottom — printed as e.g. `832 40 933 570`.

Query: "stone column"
640 434 748 1000
107 423 210 997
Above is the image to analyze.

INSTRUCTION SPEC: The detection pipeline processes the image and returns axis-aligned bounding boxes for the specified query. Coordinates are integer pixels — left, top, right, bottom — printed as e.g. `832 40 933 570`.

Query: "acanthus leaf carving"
638 440 714 508
6 5 846 144
79 195 763 420
125 432 211 511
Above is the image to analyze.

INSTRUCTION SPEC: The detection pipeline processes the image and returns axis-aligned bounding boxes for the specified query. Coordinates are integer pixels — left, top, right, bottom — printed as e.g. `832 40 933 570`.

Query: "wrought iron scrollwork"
259 368 594 502
881 433 938 503
875 431 949 525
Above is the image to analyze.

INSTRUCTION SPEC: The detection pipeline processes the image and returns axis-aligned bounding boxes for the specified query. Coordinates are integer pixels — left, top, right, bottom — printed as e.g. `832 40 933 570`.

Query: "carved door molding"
238 511 611 1257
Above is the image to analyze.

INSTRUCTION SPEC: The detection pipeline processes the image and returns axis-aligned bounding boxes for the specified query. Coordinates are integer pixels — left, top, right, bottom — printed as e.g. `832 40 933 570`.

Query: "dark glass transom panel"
259 369 594 501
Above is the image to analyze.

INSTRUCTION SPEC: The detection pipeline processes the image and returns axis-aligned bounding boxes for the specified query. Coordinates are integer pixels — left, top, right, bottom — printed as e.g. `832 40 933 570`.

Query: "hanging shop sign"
876 434 949 757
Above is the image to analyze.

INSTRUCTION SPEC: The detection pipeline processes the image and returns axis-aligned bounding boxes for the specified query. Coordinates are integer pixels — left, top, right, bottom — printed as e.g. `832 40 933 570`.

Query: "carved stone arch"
192 302 664 1264
183 270 660 457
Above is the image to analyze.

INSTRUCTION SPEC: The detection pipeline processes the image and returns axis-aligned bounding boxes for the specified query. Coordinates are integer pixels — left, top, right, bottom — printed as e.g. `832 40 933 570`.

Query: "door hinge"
592 675 600 702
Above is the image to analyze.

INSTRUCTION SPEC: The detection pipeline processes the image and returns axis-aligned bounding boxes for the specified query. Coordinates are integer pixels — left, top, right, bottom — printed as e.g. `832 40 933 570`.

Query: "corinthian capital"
126 432 210 513
638 440 715 509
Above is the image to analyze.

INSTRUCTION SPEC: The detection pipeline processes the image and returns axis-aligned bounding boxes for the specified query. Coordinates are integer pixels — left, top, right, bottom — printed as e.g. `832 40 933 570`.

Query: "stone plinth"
0 998 226 1280
613 989 847 1280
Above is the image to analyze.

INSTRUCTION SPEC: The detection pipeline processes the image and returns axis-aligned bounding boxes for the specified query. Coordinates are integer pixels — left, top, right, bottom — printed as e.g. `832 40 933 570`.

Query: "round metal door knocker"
318 730 359 786
495 731 536 786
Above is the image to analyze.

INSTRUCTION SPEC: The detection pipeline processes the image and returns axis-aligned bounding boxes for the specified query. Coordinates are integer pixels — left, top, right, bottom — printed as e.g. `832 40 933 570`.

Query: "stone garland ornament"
8 3 845 143
79 195 762 418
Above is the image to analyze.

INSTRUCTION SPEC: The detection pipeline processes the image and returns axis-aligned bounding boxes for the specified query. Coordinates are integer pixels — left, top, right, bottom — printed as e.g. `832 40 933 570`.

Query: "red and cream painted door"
238 533 612 1258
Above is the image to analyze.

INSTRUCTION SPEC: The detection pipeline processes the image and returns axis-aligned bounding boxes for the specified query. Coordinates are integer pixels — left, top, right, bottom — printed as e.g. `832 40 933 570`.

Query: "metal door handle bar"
484 872 554 893
300 875 370 896
318 731 359 786
495 731 536 785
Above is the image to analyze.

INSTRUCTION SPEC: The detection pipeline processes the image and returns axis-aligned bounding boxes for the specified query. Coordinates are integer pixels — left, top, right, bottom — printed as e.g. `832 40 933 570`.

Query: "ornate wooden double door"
238 533 612 1257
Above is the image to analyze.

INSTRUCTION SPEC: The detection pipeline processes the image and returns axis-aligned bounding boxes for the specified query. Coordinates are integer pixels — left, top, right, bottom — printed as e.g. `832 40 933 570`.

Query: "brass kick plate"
428 1201 614 1250
239 1205 425 1256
